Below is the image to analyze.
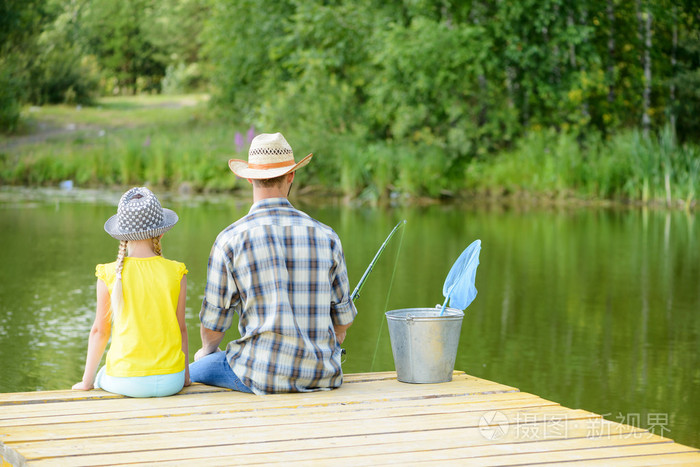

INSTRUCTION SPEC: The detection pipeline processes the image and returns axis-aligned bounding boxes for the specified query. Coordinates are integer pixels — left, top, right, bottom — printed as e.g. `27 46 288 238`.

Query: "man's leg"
189 351 253 393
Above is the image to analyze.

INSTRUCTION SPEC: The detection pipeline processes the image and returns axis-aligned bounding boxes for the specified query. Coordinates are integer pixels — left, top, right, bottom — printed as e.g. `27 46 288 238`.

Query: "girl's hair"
110 237 163 322
152 237 162 256
110 240 128 322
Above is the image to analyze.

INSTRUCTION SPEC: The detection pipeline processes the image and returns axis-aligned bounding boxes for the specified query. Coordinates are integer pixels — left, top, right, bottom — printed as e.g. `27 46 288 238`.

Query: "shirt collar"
249 197 293 214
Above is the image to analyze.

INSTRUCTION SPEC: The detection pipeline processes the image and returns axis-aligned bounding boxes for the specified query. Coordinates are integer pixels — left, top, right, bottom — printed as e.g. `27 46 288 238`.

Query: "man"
190 132 357 394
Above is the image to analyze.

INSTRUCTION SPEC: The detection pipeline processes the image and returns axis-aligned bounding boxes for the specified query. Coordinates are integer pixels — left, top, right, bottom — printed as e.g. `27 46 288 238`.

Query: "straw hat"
228 132 312 180
104 187 178 241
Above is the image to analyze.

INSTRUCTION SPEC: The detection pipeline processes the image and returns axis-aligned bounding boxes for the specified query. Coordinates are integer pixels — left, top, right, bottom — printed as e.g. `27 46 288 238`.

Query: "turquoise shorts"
95 366 185 398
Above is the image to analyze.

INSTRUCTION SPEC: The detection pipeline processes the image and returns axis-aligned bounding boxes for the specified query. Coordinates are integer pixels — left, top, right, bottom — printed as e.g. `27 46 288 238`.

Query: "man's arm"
334 322 352 345
194 326 225 361
329 235 358 345
195 241 237 361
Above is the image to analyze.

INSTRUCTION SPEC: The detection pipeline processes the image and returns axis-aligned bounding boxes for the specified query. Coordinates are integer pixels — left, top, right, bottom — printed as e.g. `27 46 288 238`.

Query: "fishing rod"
350 219 406 302
341 219 406 362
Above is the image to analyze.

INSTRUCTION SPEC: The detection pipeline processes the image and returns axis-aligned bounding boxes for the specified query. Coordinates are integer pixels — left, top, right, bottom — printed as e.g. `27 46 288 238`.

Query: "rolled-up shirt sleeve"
200 242 239 332
329 238 357 327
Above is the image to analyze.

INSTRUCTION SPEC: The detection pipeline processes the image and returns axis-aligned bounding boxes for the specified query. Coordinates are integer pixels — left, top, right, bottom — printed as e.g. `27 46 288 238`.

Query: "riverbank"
1 95 696 210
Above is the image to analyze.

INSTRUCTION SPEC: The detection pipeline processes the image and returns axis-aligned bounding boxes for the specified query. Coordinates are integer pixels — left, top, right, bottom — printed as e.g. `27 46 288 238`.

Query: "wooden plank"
0 383 229 406
418 442 699 466
24 419 647 466
0 371 400 406
0 393 558 429
17 418 617 466
162 433 688 466
3 371 698 467
0 374 517 421
0 395 560 443
0 389 542 426
7 404 592 459
0 388 522 430
219 439 699 467
0 371 428 406
9 406 598 461
0 391 542 430
564 452 700 466
0 445 25 467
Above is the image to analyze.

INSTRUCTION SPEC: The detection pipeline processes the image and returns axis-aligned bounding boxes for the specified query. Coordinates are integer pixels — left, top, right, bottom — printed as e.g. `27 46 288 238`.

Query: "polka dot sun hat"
104 187 178 241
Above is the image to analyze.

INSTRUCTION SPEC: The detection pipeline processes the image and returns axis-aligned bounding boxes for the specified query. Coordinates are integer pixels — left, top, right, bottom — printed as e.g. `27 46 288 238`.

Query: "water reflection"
0 189 697 448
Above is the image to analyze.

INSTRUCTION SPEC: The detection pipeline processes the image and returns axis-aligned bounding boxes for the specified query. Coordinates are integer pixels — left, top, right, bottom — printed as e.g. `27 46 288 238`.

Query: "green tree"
77 0 206 94
27 0 100 105
202 0 294 116
0 0 50 130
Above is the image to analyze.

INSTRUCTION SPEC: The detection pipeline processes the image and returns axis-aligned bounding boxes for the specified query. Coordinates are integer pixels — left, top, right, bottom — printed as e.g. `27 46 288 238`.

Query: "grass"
1 95 240 192
1 94 697 209
20 94 211 128
465 127 697 209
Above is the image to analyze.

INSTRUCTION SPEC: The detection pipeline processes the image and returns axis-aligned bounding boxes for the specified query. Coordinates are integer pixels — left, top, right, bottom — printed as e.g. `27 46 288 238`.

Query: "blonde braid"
110 240 128 322
152 237 162 256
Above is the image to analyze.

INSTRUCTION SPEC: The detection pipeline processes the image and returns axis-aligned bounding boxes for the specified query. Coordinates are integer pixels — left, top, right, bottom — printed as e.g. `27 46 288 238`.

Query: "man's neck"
252 187 288 204
251 172 294 203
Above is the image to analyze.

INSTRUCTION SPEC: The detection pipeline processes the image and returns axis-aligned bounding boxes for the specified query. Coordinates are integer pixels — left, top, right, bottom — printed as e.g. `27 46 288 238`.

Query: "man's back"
200 198 357 394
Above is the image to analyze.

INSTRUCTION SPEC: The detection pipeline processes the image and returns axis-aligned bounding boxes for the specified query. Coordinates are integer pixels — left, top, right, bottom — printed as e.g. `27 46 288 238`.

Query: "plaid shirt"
200 198 357 394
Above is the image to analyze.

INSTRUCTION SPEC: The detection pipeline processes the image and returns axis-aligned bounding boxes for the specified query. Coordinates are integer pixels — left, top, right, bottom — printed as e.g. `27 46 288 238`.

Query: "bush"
0 63 23 132
27 31 100 105
161 63 204 95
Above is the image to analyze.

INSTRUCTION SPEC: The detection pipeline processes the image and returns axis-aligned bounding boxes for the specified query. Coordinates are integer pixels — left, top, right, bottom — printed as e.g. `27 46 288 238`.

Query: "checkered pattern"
200 198 357 395
249 147 293 156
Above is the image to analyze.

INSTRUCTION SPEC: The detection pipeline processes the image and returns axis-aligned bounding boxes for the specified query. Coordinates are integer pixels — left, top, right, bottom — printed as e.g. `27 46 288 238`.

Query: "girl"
73 187 190 397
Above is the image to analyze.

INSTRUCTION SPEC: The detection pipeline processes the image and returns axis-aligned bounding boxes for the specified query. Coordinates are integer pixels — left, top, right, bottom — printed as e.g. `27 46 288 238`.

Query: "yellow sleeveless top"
96 256 188 377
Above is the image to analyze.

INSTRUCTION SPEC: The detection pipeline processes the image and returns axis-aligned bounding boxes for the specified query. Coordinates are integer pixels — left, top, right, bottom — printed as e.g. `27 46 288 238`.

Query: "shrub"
0 61 24 132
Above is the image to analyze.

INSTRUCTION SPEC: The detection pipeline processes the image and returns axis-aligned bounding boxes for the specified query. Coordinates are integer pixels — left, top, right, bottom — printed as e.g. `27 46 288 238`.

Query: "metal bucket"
385 307 464 383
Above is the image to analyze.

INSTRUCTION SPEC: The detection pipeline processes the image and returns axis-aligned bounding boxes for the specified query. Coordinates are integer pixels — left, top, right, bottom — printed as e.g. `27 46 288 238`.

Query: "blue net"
441 239 481 311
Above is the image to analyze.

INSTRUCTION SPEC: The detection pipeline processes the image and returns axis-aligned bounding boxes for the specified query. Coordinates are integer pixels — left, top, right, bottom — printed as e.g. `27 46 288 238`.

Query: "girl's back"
99 256 187 377
73 187 190 397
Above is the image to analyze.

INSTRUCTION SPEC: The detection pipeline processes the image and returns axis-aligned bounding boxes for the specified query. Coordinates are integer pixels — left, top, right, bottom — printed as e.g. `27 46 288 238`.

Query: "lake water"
0 187 698 448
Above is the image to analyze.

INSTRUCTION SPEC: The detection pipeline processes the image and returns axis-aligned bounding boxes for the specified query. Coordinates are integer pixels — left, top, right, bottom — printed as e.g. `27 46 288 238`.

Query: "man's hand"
194 346 222 362
334 322 352 345
197 326 226 361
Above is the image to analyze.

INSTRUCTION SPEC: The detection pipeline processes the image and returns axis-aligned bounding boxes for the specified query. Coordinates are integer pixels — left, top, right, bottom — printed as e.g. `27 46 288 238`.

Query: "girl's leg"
94 366 107 389
151 371 186 397
189 351 253 393
96 368 185 398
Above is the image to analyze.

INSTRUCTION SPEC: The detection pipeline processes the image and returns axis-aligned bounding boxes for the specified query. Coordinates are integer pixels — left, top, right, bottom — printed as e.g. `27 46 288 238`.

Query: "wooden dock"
1 371 698 466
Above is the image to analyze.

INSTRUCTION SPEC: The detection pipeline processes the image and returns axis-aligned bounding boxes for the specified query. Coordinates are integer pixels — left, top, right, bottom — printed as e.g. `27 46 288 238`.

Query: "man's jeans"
189 351 253 393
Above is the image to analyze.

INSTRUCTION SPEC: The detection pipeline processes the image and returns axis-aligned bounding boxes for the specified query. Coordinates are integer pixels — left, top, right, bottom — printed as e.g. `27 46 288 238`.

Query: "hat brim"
104 208 179 241
229 153 313 180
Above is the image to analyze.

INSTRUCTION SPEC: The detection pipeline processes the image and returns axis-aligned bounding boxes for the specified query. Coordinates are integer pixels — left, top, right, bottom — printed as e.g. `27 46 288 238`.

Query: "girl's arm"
177 275 191 386
73 279 112 390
